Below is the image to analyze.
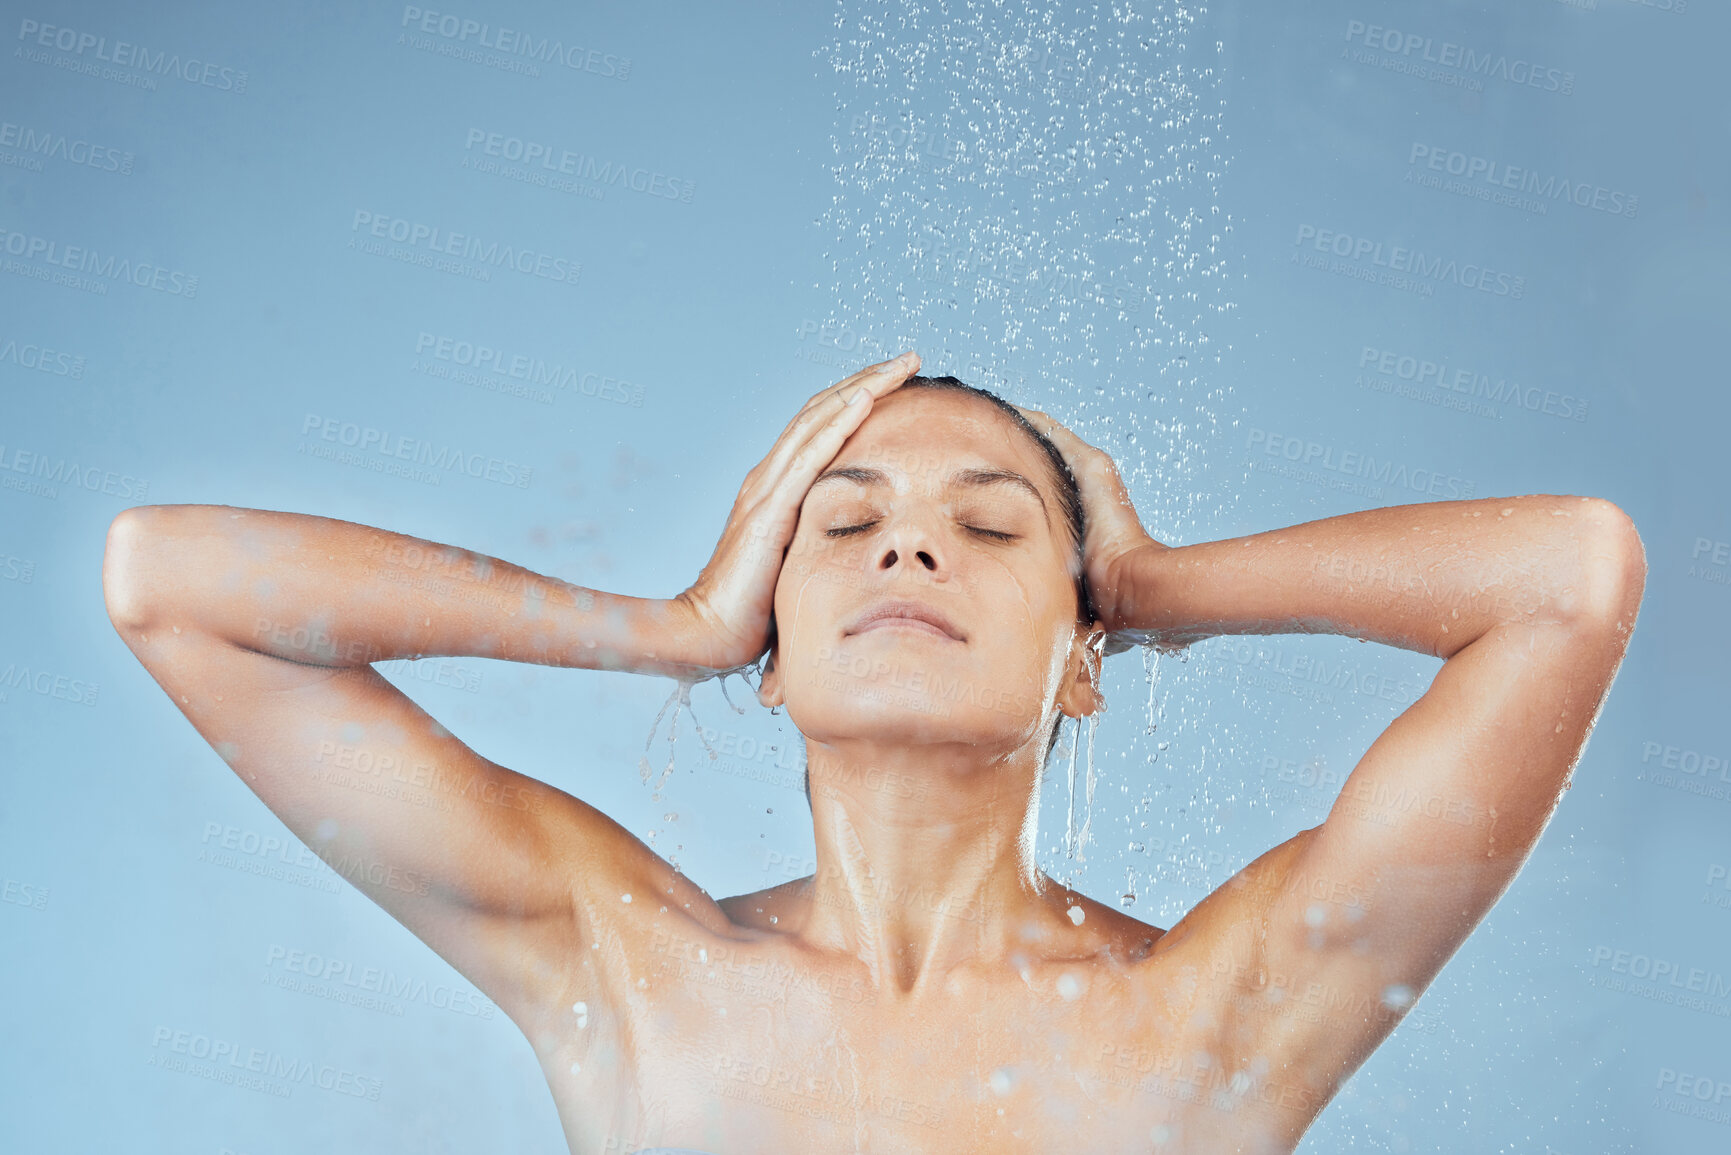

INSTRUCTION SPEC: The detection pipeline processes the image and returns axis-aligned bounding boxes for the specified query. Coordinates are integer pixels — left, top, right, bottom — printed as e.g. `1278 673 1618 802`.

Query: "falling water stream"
820 0 1236 913
642 1 1237 930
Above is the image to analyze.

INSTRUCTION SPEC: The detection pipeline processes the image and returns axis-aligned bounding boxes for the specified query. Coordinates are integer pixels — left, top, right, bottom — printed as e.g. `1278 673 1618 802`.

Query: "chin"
785 650 1041 752
773 607 1054 744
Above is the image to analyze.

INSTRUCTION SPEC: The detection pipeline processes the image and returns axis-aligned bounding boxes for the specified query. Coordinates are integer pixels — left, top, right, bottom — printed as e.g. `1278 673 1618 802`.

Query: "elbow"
102 506 165 632
1572 499 1646 629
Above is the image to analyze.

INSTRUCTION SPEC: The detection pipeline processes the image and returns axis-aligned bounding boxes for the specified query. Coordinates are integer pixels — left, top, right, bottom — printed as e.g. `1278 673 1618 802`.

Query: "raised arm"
100 502 724 1019
1120 496 1645 1109
100 351 924 1022
102 505 722 680
1015 408 1645 1131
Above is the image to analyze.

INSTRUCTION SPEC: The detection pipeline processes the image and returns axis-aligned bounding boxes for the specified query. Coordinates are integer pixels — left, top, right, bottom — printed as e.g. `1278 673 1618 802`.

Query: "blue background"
2 0 1726 1151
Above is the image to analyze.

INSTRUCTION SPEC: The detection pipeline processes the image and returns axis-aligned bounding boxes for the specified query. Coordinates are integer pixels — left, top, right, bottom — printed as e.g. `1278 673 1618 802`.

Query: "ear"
1054 620 1106 720
755 617 785 710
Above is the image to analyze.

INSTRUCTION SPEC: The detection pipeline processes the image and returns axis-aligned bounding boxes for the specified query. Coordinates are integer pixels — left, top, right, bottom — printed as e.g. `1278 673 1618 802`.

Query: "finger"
767 354 911 467
779 367 904 491
733 377 888 563
784 393 876 488
793 364 880 415
1014 406 1117 492
1013 404 1089 456
799 351 921 414
1012 405 1140 527
1012 406 1097 467
775 358 919 518
756 352 920 483
831 349 920 407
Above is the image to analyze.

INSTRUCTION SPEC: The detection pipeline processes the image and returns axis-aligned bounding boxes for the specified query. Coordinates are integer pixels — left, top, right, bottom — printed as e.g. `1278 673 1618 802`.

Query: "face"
757 388 1096 758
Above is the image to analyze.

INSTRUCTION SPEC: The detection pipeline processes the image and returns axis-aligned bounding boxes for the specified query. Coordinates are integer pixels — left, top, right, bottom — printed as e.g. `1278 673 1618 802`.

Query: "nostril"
881 549 897 569
917 550 936 570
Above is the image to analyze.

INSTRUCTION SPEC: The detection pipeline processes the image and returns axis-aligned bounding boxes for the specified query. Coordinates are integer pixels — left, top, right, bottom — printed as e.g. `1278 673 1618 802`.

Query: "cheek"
969 552 1075 695
774 543 843 669
780 526 866 591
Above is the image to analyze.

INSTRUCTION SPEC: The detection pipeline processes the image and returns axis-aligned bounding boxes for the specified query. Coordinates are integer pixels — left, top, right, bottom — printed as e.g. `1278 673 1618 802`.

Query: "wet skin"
102 354 1646 1153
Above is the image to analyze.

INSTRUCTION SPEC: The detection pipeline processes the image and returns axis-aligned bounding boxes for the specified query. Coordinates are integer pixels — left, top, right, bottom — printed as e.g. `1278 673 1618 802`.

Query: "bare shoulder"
1041 883 1169 964
1135 831 1320 978
716 879 810 931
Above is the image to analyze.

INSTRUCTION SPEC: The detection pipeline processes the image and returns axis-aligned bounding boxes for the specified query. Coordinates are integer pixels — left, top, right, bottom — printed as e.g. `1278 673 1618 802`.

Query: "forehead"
828 388 1049 483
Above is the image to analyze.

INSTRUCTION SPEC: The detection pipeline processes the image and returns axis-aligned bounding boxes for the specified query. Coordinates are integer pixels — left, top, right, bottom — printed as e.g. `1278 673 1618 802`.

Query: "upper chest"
535 914 1304 1153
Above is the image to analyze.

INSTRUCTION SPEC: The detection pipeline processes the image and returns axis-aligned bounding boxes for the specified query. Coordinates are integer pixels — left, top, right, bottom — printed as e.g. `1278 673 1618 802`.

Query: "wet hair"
794 373 1096 809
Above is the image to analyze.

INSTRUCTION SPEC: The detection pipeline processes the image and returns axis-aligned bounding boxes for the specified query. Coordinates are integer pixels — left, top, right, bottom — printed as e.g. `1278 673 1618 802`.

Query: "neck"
790 736 1081 997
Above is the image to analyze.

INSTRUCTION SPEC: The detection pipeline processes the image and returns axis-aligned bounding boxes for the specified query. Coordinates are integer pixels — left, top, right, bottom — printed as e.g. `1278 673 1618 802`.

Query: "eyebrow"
811 465 1050 520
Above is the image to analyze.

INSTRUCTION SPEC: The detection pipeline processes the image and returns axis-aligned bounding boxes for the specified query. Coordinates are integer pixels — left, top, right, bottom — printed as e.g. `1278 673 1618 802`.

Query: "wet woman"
102 351 1645 1153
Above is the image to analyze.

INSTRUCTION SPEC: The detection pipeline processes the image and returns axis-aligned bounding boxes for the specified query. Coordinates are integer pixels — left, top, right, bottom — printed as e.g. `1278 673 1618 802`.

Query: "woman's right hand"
666 351 923 674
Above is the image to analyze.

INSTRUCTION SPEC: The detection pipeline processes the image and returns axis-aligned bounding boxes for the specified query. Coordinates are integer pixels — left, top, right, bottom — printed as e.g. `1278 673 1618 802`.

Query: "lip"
846 599 967 642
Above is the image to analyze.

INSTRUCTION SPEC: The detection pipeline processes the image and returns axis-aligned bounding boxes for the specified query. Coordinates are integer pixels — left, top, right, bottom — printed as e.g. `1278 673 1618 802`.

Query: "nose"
874 510 946 581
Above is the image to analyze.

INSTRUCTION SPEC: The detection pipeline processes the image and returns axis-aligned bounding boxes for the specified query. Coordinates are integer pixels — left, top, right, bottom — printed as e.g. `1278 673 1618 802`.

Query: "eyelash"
824 519 1018 544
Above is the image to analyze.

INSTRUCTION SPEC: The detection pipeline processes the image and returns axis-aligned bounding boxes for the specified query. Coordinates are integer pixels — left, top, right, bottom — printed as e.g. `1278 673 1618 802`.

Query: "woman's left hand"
1012 406 1176 652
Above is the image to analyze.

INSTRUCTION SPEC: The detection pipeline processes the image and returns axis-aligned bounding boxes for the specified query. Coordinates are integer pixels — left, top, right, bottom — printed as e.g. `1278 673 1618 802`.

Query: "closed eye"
824 520 1018 544
825 520 880 539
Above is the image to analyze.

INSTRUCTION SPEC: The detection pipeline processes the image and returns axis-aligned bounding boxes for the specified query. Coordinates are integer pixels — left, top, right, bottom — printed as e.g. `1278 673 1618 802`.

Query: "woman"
102 351 1645 1153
